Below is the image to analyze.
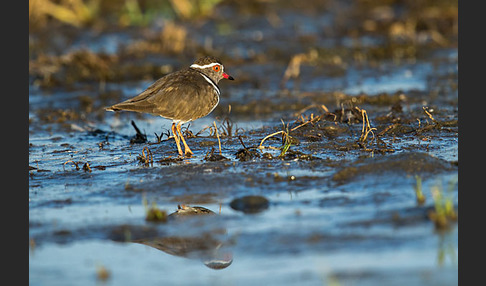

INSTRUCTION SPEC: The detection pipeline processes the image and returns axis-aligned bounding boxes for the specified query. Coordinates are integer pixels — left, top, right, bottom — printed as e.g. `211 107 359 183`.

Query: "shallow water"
29 1 458 285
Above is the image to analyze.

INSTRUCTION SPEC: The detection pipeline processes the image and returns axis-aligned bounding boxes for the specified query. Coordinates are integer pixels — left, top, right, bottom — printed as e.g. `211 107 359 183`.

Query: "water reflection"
436 228 457 267
134 205 233 270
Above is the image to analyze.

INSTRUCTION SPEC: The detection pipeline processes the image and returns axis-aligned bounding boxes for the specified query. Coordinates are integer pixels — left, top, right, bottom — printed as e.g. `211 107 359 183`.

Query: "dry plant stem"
63 160 79 171
141 146 153 164
293 104 329 117
423 106 437 123
358 108 376 142
151 133 172 145
259 115 319 149
154 133 162 143
360 109 367 138
238 135 247 149
320 104 329 113
377 123 399 136
290 115 321 132
195 125 212 137
83 162 92 172
258 130 285 149
213 121 222 155
131 120 142 136
281 53 305 87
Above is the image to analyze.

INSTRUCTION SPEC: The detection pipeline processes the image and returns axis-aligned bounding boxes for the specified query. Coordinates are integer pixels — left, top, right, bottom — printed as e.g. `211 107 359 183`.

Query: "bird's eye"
213 65 220 72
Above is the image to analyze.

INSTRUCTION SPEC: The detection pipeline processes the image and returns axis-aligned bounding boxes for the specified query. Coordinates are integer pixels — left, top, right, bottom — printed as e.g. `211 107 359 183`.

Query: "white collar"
198 73 220 95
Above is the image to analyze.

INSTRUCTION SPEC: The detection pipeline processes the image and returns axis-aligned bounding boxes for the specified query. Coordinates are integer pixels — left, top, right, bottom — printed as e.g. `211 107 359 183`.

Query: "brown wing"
105 69 219 121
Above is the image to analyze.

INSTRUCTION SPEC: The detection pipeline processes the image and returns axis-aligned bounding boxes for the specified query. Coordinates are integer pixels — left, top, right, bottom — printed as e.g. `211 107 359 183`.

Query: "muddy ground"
29 1 458 285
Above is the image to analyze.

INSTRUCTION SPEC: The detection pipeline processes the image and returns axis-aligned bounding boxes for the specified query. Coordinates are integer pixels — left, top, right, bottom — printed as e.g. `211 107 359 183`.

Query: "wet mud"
30 0 457 285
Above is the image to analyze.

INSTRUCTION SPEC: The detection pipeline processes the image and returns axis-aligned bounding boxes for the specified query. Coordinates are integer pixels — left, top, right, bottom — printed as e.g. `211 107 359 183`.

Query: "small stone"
230 195 269 214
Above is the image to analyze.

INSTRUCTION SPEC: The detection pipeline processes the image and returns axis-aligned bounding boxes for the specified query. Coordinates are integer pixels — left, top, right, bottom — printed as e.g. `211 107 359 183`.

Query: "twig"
213 121 222 155
182 123 194 138
153 129 170 144
131 120 142 135
238 135 247 150
195 125 212 137
130 120 147 144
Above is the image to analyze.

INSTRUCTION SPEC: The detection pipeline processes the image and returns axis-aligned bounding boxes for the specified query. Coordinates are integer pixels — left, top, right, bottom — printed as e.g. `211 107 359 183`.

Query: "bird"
105 56 234 157
134 204 233 270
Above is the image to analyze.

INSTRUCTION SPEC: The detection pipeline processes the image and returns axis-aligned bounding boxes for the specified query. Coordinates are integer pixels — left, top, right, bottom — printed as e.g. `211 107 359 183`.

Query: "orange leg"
171 123 183 157
176 123 193 157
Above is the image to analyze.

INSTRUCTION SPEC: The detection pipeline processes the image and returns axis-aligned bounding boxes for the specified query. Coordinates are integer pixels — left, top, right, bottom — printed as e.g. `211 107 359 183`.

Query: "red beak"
223 72 234 80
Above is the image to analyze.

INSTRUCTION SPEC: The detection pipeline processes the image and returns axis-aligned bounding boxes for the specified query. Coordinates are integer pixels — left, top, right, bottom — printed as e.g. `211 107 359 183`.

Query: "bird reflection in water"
133 205 233 270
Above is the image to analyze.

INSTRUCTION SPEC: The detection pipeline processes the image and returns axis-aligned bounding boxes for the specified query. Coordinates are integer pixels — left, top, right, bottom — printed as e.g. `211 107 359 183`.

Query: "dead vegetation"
137 146 153 167
427 176 458 231
29 0 100 28
29 2 457 281
143 197 168 222
30 49 117 88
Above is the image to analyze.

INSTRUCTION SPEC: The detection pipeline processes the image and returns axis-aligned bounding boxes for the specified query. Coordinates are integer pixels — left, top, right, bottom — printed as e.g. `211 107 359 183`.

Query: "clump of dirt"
332 152 456 184
234 136 261 161
205 147 230 161
145 207 168 222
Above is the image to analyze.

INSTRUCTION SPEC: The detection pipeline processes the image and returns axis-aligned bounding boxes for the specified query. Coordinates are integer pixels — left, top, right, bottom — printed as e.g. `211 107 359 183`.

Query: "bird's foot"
184 150 194 158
